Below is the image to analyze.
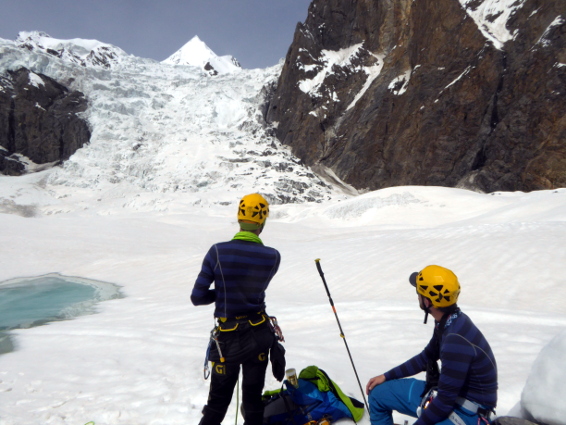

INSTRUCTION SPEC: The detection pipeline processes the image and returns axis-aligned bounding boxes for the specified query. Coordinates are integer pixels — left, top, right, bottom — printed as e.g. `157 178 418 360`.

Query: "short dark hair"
437 303 458 314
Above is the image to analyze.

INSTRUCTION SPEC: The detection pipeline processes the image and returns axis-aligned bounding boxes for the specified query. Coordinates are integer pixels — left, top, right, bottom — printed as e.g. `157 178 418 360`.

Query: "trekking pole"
315 259 370 414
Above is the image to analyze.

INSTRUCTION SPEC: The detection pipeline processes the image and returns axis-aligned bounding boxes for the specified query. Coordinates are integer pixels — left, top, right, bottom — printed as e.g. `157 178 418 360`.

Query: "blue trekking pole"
315 259 370 413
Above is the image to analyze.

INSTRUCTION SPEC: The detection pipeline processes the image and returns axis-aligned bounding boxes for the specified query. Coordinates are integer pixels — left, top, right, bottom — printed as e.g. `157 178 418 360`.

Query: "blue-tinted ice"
0 273 122 354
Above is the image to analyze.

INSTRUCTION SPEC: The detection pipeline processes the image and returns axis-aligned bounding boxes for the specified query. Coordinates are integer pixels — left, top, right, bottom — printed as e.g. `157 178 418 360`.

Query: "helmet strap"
418 294 430 324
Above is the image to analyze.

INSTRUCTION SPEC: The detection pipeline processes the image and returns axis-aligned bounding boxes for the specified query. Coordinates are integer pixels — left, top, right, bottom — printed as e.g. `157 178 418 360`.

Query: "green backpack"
299 366 364 422
262 365 365 424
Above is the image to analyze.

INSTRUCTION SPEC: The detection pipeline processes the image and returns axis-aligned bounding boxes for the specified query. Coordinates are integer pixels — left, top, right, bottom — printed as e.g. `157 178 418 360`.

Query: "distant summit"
162 36 241 75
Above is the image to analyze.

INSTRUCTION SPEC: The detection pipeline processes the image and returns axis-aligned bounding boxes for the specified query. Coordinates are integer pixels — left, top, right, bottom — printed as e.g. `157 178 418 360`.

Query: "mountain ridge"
15 31 132 69
265 0 566 193
0 32 348 213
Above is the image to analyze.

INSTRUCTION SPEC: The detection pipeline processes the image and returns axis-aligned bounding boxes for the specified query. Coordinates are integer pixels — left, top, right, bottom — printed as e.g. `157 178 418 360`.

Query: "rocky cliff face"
0 68 90 175
265 0 566 192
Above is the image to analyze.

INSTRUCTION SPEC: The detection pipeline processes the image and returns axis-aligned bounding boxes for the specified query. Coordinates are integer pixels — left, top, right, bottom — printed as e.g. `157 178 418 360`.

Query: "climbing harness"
456 397 496 424
217 312 268 332
203 312 283 380
417 388 495 425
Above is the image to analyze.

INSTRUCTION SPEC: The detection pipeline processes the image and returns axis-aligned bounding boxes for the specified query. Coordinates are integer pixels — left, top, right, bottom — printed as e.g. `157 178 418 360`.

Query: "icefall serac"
0 32 349 210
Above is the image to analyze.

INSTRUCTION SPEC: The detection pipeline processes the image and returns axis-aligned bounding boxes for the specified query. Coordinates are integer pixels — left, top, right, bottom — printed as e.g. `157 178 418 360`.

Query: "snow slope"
0 184 565 425
0 32 565 425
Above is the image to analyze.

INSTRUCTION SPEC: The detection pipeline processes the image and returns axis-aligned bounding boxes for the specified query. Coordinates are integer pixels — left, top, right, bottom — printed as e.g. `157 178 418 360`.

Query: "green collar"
232 231 263 245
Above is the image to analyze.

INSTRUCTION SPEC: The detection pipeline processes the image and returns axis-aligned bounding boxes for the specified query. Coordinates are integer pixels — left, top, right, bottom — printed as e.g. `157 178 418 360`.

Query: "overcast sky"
0 0 312 69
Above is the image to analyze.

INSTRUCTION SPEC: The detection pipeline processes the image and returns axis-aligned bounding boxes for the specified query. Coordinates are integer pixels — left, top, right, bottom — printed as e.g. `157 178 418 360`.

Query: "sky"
0 0 313 69
1 37 566 425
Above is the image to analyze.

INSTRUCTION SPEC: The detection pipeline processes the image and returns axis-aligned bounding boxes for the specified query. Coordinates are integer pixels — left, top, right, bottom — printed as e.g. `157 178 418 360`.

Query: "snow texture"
0 31 565 425
458 0 528 49
298 43 364 97
521 331 566 425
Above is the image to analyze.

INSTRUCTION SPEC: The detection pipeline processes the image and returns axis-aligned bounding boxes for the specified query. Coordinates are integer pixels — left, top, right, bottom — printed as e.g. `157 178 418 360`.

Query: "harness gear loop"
249 313 267 326
216 312 268 332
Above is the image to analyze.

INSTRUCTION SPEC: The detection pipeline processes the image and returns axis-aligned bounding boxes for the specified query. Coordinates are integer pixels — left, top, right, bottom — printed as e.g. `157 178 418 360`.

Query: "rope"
235 374 240 425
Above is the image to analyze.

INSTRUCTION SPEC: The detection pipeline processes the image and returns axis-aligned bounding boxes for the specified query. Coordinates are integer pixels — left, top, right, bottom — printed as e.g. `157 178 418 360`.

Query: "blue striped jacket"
191 238 280 318
384 311 497 425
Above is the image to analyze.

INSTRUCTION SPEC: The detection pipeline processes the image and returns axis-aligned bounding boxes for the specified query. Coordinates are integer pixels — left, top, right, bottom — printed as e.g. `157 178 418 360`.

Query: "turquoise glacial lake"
0 273 122 354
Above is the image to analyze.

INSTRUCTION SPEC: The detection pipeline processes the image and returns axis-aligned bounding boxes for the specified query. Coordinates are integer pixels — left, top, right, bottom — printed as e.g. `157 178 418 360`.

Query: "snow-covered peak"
15 31 131 69
0 34 344 210
162 35 241 75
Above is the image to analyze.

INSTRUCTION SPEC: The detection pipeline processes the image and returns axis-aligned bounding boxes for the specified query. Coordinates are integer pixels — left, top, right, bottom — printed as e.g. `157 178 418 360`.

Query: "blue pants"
368 378 483 425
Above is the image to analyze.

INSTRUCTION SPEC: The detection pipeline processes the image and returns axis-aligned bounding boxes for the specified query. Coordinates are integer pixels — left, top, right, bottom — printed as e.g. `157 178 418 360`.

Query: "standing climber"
192 193 281 425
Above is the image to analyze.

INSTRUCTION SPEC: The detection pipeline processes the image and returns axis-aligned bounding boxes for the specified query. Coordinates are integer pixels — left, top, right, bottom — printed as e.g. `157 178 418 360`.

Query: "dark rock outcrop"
0 68 90 175
266 0 566 192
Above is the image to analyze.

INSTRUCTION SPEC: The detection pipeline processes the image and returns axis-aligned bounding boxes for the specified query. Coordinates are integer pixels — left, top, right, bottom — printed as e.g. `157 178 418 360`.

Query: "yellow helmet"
237 193 269 228
409 265 460 308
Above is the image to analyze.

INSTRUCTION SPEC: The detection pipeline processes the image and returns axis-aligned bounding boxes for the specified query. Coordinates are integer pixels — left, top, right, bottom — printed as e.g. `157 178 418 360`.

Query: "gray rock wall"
0 68 90 175
266 0 566 192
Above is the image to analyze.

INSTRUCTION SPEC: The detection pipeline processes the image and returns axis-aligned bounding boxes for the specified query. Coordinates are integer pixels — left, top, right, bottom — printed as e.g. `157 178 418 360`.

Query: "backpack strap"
263 383 301 425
